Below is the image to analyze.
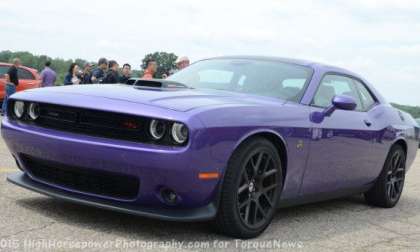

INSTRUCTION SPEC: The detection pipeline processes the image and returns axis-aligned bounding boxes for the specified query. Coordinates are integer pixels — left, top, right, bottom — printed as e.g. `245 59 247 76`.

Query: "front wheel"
365 145 406 208
215 137 283 239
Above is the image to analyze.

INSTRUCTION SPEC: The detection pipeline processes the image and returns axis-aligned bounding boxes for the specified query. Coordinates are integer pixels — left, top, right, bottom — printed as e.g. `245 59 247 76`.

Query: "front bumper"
7 172 217 221
1 117 223 220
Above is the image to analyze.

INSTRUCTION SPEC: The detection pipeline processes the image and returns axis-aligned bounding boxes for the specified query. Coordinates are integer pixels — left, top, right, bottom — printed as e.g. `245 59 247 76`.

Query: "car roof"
208 55 362 78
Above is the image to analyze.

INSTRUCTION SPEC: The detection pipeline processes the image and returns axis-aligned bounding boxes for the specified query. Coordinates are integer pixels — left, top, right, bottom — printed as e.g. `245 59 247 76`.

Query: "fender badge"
297 140 304 150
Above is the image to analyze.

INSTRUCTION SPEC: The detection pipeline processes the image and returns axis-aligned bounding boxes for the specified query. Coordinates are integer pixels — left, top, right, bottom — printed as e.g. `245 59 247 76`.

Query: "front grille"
33 103 150 142
8 100 187 146
21 155 140 200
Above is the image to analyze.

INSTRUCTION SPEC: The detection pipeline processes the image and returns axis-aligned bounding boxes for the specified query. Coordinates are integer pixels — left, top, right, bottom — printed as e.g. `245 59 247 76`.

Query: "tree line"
391 103 420 119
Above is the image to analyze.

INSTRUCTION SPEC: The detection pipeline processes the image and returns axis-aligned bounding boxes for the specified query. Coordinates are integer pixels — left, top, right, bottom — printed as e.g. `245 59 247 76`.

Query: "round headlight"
149 120 166 140
171 122 188 144
13 101 25 118
28 103 40 120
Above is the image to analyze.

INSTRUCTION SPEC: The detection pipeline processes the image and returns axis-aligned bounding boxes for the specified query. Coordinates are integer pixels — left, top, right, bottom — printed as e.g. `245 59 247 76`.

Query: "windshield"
168 58 313 102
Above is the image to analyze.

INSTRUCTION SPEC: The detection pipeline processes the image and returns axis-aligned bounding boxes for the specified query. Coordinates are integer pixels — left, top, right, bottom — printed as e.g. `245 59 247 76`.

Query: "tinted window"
313 74 363 111
17 68 35 80
168 59 313 102
353 79 377 110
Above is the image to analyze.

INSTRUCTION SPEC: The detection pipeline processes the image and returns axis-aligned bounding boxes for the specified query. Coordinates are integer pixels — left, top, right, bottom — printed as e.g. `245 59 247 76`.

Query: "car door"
301 74 377 195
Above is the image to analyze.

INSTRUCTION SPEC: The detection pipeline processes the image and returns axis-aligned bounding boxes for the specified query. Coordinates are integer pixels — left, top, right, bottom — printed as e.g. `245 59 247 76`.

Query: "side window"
353 80 377 111
17 68 35 80
281 78 307 101
312 74 363 111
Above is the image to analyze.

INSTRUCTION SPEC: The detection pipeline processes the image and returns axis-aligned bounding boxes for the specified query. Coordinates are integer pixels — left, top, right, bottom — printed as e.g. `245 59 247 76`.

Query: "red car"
0 63 41 104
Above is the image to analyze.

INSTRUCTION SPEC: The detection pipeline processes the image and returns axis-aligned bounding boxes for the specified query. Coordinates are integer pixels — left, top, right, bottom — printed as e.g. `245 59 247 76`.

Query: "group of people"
0 56 191 115
63 56 190 85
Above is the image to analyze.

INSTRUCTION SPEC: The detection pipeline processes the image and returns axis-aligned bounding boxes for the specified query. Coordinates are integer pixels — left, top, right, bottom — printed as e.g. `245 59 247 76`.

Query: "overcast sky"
1 0 419 105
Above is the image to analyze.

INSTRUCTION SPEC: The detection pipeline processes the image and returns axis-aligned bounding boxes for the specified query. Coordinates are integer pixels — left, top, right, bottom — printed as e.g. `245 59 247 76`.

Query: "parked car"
0 62 41 106
2 56 419 238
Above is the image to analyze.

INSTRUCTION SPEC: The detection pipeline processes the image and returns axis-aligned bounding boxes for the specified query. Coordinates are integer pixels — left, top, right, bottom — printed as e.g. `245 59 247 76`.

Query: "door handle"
364 119 372 127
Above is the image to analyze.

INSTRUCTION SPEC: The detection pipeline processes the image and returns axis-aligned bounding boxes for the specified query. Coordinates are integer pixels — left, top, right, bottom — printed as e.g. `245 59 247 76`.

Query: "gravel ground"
1 116 420 252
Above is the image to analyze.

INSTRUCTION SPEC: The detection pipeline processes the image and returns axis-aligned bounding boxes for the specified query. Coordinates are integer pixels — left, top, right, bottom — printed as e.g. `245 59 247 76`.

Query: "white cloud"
1 0 419 105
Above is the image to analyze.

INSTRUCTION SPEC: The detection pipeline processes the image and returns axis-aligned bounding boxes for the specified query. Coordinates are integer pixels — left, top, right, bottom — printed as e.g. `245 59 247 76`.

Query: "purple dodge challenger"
2 56 419 238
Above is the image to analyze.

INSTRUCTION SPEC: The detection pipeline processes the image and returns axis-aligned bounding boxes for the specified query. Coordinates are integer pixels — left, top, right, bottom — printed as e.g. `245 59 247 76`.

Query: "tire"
215 137 283 239
365 145 406 208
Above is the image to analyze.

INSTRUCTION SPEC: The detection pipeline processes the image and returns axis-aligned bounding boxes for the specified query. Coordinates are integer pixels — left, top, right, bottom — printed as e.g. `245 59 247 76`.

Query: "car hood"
22 84 286 112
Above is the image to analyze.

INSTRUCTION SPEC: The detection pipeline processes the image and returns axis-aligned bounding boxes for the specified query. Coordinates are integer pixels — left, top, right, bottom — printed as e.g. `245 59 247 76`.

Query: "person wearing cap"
81 63 93 84
91 57 108 83
176 56 190 70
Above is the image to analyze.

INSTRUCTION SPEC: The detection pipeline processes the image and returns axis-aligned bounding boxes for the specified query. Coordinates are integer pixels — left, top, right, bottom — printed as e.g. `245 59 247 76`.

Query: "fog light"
161 188 179 205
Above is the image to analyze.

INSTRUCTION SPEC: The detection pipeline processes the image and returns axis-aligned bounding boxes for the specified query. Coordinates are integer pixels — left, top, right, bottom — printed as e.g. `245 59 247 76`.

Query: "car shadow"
15 193 420 242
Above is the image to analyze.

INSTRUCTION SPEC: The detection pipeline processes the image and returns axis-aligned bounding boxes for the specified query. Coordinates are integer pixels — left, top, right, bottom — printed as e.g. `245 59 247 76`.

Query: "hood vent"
127 78 190 90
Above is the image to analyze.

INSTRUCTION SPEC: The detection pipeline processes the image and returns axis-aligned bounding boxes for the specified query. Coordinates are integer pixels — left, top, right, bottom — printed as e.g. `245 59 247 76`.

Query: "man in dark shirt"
1 58 21 115
102 60 120 84
8 58 20 86
91 58 108 84
119 63 132 84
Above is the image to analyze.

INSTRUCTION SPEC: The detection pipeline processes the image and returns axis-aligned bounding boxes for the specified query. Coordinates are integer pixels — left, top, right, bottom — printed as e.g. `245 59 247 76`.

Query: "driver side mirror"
310 95 357 123
332 95 357 111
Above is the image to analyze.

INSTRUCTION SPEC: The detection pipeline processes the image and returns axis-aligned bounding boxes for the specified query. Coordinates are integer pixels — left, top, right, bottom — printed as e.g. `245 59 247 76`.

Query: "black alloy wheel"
385 151 405 202
237 150 279 229
365 145 406 208
215 137 283 238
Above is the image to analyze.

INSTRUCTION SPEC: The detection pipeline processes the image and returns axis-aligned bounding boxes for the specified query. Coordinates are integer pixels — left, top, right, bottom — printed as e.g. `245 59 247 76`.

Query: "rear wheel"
215 137 283 238
365 145 406 208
